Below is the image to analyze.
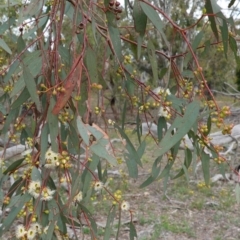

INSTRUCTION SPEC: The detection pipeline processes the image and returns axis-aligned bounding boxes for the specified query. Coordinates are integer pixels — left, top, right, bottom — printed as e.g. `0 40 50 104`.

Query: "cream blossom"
121 201 130 211
15 224 26 239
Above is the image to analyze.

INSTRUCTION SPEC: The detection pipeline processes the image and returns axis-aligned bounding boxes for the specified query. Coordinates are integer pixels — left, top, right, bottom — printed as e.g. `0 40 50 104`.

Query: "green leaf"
136 111 142 144
157 116 167 140
220 19 228 58
125 152 138 178
4 60 20 83
90 139 117 166
108 25 122 61
103 206 116 240
121 100 127 130
201 151 210 185
139 175 155 188
116 126 142 166
235 184 240 204
31 167 42 181
0 194 31 236
0 38 12 54
77 204 98 235
140 156 162 187
129 221 137 240
23 50 42 76
154 101 200 158
147 40 158 85
82 155 99 196
57 213 67 234
159 67 168 79
76 116 89 145
86 125 103 141
184 31 203 66
86 47 98 83
137 140 146 159
137 35 143 59
229 35 238 59
6 177 23 198
2 107 19 134
133 0 147 36
40 124 49 165
151 156 162 178
140 2 169 48
205 0 220 40
91 18 98 44
10 74 25 97
11 87 30 109
47 97 58 151
172 148 192 179
3 159 25 175
23 66 41 112
17 35 26 53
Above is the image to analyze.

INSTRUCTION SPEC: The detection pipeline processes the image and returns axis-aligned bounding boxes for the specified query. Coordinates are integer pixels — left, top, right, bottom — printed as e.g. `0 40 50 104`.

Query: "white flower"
28 180 41 198
158 107 169 117
15 224 26 238
73 191 83 202
30 222 42 234
27 227 36 240
28 181 55 201
44 148 59 169
41 186 55 201
121 201 130 211
94 181 104 191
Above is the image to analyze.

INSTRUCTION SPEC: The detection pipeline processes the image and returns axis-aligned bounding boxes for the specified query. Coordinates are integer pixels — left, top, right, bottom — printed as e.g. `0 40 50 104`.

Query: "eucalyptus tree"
0 0 239 239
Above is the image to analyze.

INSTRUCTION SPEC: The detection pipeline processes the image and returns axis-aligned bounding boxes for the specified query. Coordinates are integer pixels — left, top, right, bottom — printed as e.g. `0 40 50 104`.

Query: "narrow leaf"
3 159 25 175
201 151 210 185
86 47 98 83
0 194 31 235
108 25 122 61
23 66 41 111
103 206 116 240
140 2 169 48
147 40 158 85
0 38 12 54
129 221 137 240
220 19 228 58
133 1 147 36
205 0 219 40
